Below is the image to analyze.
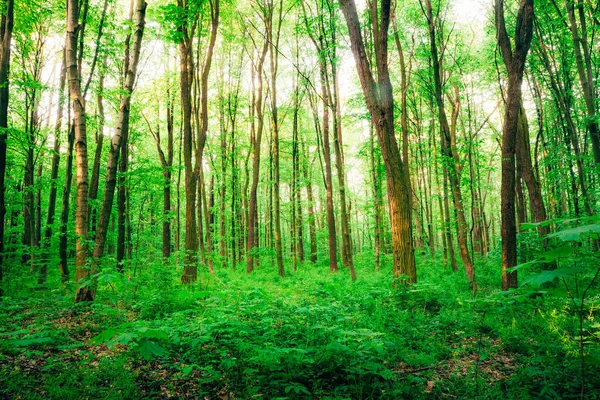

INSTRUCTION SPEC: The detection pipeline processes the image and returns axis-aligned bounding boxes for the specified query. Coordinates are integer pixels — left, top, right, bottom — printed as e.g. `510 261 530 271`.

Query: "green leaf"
182 364 197 376
521 220 553 230
521 267 583 287
540 245 574 261
4 336 54 347
136 327 168 340
134 339 168 361
506 260 539 273
548 224 600 241
91 328 120 345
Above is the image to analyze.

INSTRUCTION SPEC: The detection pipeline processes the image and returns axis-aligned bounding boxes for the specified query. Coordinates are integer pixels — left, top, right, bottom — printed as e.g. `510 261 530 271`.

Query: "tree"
92 0 147 271
67 0 93 303
0 0 14 296
423 0 475 287
495 0 534 290
338 0 416 283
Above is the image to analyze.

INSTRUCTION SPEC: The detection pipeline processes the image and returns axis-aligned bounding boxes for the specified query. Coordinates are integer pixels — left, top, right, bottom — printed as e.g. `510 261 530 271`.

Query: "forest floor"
0 252 599 399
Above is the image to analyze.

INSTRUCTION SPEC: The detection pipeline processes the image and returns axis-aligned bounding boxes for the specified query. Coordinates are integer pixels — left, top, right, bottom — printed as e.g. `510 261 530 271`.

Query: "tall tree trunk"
318 53 338 274
370 121 382 272
179 0 199 282
495 0 535 290
39 50 67 285
92 0 146 265
303 139 318 264
246 17 269 273
88 71 106 234
424 0 474 286
0 0 13 294
566 0 600 167
267 0 284 278
339 0 416 283
516 105 549 235
68 0 93 303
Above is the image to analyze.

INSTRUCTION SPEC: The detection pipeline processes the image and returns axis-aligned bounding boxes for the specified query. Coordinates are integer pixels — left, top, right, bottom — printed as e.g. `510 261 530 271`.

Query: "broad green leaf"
548 224 600 241
540 245 574 261
134 339 168 361
4 336 54 347
136 327 168 340
521 267 583 287
91 328 120 345
506 260 539 273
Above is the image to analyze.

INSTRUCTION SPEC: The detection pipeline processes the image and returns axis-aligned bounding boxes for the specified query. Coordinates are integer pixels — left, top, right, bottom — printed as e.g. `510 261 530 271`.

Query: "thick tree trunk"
179 4 199 282
339 0 416 283
67 0 93 303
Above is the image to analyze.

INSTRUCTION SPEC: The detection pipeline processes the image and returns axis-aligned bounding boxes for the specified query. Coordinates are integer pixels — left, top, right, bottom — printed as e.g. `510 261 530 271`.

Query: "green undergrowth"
1 251 599 399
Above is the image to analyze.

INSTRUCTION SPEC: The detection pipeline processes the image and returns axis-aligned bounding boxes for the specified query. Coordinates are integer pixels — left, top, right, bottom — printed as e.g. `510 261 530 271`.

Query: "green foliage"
2 256 599 398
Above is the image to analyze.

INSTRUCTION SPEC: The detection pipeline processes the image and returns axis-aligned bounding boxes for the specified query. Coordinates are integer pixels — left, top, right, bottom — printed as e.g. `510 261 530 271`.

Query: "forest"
0 0 599 398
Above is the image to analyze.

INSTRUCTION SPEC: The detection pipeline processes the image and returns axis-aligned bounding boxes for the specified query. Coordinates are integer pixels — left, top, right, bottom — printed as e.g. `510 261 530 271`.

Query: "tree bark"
0 0 13 294
246 10 269 273
495 0 535 290
92 0 146 265
339 0 416 283
424 0 474 285
68 0 93 302
39 50 67 285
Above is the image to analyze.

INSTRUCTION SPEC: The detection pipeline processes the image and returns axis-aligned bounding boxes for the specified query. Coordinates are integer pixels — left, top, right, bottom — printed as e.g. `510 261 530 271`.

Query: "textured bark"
339 0 416 283
178 0 198 282
516 105 549 235
68 0 93 303
495 0 534 291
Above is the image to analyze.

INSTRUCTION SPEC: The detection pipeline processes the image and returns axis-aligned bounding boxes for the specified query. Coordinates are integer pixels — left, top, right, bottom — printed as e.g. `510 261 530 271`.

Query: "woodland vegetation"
1 0 600 398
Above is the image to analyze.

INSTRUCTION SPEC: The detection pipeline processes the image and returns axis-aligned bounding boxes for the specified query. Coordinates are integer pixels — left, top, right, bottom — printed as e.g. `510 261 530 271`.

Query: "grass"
0 251 599 399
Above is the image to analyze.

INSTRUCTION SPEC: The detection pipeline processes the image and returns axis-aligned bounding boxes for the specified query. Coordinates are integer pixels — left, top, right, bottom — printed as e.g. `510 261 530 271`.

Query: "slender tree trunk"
267 0 284 278
0 0 13 294
495 0 534 290
516 105 548 235
93 0 146 265
370 121 381 272
424 0 474 286
246 25 269 273
303 140 318 264
566 0 600 167
39 51 67 285
88 71 106 234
